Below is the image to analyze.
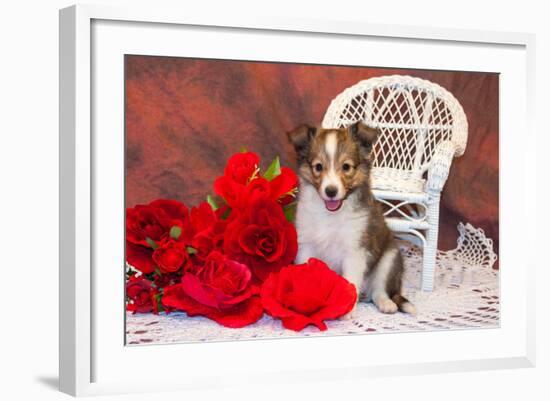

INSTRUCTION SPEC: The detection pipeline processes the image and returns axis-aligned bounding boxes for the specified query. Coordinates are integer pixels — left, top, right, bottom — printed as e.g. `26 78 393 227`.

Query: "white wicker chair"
322 75 468 291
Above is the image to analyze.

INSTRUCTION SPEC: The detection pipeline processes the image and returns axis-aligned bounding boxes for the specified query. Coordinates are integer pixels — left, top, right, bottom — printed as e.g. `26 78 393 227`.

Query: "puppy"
287 121 415 317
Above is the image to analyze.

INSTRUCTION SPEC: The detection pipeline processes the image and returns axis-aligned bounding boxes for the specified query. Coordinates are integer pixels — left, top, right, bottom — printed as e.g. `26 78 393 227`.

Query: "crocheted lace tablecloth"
126 223 499 345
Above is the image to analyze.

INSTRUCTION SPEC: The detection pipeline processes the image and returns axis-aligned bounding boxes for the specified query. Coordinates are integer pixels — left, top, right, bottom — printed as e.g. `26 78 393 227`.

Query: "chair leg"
422 194 440 291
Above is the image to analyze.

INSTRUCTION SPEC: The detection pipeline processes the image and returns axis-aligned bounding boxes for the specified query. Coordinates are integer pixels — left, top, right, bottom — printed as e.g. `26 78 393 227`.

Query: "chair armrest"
426 141 457 194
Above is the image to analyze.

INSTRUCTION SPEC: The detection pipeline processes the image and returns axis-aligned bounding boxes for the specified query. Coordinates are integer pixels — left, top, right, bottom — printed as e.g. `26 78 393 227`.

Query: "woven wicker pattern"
322 75 467 176
322 76 468 291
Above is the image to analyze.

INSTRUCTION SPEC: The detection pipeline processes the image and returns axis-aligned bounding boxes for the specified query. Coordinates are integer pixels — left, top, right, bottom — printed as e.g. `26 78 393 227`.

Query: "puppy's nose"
324 186 338 198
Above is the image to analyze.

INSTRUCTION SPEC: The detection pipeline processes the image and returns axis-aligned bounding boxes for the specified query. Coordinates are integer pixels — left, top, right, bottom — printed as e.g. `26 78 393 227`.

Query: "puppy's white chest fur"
295 183 368 273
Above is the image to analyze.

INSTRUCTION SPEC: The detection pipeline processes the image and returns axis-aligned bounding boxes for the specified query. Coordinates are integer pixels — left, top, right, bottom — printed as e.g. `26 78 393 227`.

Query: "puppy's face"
287 121 380 212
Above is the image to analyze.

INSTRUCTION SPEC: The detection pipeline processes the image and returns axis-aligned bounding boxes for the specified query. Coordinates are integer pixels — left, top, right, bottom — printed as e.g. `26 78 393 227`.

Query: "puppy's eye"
342 163 352 172
313 163 323 172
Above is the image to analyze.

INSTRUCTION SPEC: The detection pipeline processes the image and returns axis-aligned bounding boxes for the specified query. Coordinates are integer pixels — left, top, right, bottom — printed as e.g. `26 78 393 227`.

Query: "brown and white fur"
287 121 415 317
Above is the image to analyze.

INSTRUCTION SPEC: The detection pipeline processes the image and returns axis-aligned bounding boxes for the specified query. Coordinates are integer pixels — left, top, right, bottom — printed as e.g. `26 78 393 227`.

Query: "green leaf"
206 194 219 211
220 207 232 220
239 146 248 153
169 225 182 240
263 156 281 181
283 202 297 223
153 293 164 314
186 246 197 255
146 237 159 250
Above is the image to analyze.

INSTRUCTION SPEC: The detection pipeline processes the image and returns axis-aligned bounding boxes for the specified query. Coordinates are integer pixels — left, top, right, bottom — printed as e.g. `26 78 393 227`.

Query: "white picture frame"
59 3 536 397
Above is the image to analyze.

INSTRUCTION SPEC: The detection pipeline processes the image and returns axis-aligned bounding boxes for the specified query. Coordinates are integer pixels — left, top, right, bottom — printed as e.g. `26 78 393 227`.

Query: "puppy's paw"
339 305 357 320
375 298 398 314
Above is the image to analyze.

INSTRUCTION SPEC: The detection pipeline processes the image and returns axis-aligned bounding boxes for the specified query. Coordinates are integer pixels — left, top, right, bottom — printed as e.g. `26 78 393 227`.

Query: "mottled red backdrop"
125 55 499 254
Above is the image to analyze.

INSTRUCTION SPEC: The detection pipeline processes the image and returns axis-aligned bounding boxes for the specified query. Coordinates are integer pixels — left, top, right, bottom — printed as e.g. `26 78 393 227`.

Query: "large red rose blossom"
162 251 263 328
223 198 298 282
260 258 357 331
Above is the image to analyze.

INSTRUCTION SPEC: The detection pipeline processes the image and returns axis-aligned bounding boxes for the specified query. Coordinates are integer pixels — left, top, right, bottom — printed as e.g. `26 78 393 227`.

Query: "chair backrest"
322 75 468 176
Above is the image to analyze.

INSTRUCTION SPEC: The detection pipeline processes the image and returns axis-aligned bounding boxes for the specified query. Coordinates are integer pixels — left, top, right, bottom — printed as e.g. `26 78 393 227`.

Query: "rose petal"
162 284 263 328
208 296 264 328
180 273 224 309
269 167 298 200
150 199 189 220
190 202 217 232
238 225 261 255
214 176 244 208
126 242 156 274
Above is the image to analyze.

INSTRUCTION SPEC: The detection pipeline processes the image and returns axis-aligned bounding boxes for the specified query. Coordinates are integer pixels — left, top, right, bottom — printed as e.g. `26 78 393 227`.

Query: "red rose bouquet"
126 150 356 330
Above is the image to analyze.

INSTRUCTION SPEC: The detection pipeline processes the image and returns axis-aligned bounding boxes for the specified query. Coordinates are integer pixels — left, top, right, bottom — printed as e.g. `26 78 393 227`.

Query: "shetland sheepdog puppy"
287 121 415 317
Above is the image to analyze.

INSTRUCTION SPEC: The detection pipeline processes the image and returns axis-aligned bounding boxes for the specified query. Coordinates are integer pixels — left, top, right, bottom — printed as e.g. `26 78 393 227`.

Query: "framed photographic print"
59 4 536 397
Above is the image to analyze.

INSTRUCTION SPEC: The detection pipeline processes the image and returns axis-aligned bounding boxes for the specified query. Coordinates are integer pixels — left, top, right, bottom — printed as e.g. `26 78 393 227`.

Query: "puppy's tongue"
324 199 343 212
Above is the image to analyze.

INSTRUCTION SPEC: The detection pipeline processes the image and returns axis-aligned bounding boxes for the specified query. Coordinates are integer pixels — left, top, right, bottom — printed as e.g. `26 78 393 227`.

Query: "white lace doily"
126 223 499 345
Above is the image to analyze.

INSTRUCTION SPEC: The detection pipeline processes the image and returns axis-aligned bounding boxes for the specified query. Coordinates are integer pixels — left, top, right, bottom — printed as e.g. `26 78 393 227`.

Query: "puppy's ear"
287 124 317 156
348 121 380 153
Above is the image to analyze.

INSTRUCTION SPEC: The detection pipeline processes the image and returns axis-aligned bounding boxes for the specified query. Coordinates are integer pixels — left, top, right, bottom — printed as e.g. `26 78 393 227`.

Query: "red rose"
213 152 259 208
126 199 191 273
126 199 189 246
224 151 260 185
126 206 165 246
126 275 158 314
152 238 191 274
261 258 357 331
224 199 298 282
162 251 263 328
